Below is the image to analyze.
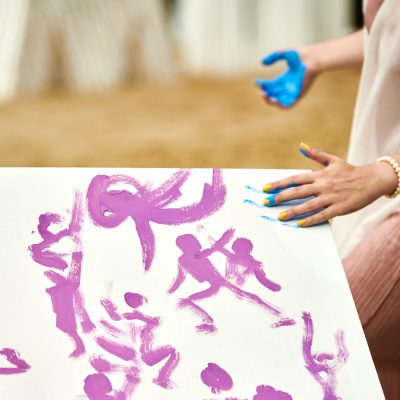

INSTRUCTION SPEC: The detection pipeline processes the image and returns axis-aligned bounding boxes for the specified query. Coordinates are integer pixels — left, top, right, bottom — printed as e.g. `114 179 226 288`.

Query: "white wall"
175 0 354 75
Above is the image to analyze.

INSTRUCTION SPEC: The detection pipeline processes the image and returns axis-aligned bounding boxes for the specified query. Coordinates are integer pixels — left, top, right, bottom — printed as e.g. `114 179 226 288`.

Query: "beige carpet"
0 68 360 169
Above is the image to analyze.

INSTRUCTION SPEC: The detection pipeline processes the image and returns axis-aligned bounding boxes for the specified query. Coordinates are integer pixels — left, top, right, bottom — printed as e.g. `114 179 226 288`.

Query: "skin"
260 27 399 226
262 30 364 108
263 144 399 227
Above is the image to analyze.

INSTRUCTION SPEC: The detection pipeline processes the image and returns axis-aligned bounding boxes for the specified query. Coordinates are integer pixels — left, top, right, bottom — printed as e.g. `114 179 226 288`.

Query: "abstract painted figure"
168 229 292 333
302 312 349 400
86 290 179 400
200 228 281 291
87 169 226 270
0 348 31 375
224 237 281 291
123 292 180 389
29 192 95 358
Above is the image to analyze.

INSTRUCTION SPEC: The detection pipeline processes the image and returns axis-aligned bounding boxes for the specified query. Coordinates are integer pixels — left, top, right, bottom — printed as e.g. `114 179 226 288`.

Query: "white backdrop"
174 0 353 74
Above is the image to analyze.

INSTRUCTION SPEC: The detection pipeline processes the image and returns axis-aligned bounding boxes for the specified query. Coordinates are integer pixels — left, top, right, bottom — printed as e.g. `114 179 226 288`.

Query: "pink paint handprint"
87 169 226 270
29 192 95 358
302 312 349 400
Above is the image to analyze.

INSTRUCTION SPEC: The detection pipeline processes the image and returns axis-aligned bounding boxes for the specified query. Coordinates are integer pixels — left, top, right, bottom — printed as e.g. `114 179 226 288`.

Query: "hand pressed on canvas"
262 143 399 227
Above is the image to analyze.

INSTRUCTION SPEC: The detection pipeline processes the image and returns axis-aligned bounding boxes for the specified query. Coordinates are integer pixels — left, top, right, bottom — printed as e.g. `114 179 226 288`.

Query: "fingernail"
264 199 270 206
278 211 288 220
297 219 307 227
263 184 272 192
299 142 311 158
300 142 310 150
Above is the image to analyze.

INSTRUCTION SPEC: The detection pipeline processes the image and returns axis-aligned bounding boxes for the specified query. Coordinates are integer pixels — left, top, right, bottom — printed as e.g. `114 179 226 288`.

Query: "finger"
276 94 296 108
277 197 331 221
297 206 337 227
266 84 287 97
262 94 286 110
264 184 316 207
255 77 283 93
263 173 315 194
284 50 304 70
299 143 337 166
262 51 287 65
267 183 300 194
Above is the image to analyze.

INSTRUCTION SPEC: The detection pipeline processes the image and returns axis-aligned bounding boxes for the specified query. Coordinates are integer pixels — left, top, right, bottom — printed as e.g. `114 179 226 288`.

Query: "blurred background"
0 0 362 168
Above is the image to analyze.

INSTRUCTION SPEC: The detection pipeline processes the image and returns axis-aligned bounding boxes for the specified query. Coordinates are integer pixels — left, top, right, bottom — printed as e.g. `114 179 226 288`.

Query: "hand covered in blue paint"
256 50 314 108
261 143 399 227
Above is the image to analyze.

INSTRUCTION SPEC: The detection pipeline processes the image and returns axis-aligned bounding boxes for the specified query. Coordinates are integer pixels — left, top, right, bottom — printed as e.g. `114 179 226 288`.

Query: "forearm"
299 30 364 74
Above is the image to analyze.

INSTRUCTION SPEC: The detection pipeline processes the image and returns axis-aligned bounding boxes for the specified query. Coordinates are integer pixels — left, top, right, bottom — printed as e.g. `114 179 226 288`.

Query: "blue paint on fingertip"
300 148 309 158
264 193 278 207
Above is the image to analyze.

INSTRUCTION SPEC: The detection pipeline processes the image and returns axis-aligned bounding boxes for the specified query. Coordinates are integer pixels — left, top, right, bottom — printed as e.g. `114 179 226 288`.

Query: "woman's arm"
257 30 364 108
300 30 364 75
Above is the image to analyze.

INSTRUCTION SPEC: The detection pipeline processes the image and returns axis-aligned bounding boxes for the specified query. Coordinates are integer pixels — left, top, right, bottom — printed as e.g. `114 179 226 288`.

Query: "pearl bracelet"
376 156 400 198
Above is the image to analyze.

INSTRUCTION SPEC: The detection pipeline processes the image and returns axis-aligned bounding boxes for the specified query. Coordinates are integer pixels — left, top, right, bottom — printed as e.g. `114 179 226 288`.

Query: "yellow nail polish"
300 142 310 150
263 184 272 192
264 199 270 206
278 211 288 220
297 219 307 227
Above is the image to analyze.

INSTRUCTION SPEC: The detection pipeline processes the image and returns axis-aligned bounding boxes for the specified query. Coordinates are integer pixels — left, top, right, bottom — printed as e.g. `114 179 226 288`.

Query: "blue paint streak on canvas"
244 199 264 208
261 215 300 229
244 185 265 194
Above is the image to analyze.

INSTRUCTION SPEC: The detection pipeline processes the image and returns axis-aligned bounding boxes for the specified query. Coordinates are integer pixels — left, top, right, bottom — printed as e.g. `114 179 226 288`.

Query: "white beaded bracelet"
377 156 400 198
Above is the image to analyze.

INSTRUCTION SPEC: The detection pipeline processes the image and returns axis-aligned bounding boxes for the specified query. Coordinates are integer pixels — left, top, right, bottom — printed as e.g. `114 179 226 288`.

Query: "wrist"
298 43 327 75
373 160 399 197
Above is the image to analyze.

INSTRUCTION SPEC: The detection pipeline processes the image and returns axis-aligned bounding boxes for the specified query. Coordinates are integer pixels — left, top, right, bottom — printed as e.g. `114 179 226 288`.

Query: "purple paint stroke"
201 363 234 394
271 318 296 328
95 336 137 362
94 292 179 391
302 312 349 400
140 322 180 389
168 230 293 333
122 292 180 389
90 355 140 376
253 384 293 400
99 320 124 337
29 191 95 358
0 348 31 374
84 373 114 400
204 232 281 292
84 372 139 400
86 169 226 270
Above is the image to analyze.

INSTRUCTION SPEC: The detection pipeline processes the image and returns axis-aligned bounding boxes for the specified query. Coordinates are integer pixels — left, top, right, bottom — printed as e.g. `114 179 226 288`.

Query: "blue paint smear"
261 215 300 229
299 148 309 158
244 199 264 208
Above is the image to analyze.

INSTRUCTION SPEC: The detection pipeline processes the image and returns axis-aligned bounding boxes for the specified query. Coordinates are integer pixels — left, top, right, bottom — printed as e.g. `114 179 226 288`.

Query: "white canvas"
0 168 384 400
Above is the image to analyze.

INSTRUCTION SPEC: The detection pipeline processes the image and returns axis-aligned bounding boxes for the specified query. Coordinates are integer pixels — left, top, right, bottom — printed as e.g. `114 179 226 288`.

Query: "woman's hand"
262 143 398 227
255 49 318 108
